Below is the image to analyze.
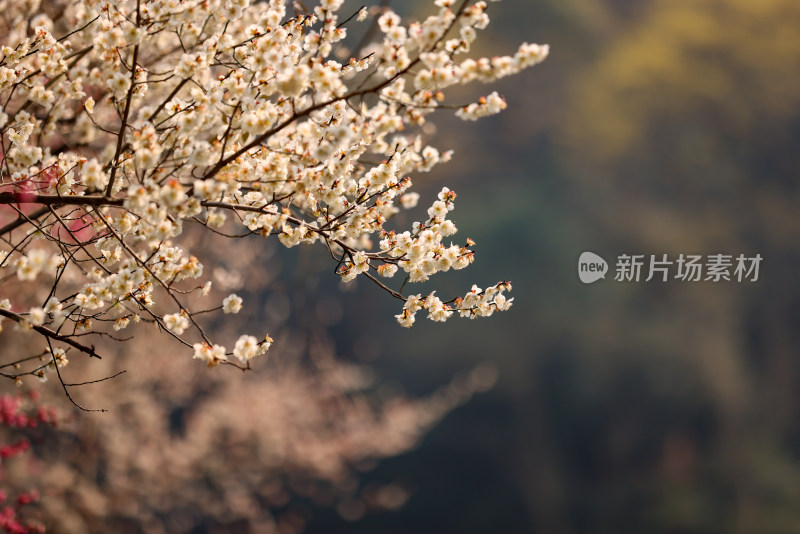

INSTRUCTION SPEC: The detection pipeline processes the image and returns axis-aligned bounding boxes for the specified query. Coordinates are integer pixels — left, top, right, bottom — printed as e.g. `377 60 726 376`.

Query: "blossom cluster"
0 0 547 378
395 281 513 327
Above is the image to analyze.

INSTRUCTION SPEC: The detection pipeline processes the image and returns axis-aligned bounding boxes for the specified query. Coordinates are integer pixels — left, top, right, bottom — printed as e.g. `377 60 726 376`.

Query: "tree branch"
0 308 102 359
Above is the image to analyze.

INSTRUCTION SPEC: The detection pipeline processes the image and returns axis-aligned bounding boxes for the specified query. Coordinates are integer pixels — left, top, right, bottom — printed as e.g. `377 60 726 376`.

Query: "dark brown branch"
105 43 141 197
0 308 102 359
0 192 124 207
62 369 127 387
362 271 406 300
146 77 190 123
46 338 106 412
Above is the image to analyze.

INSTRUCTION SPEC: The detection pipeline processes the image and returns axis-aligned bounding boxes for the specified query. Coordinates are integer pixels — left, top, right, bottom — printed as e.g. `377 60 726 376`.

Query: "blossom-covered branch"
0 0 547 384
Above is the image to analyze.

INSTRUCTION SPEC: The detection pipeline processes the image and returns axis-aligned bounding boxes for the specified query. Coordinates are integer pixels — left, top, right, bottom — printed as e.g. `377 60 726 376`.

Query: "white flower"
404 295 424 313
16 257 36 281
428 305 453 322
108 71 131 94
456 92 507 120
28 307 46 326
395 309 415 327
123 26 143 45
163 312 190 335
8 124 32 146
233 335 258 363
377 264 398 277
193 343 227 367
427 200 448 220
378 11 401 32
27 249 48 271
276 64 310 98
494 294 514 311
201 281 212 296
222 294 243 314
44 297 62 314
258 335 273 355
52 348 68 368
400 193 419 209
160 180 187 207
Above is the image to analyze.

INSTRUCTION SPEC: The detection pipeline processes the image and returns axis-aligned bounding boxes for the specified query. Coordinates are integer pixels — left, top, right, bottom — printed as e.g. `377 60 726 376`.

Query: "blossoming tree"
0 0 547 398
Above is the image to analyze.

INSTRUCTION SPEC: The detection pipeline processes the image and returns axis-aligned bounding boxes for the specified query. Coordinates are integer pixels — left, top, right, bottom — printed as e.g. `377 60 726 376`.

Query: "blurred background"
3 0 800 532
311 0 800 532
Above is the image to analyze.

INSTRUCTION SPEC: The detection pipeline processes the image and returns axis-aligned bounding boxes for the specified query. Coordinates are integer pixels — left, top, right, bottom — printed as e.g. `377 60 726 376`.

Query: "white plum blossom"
455 91 508 121
163 313 190 335
193 343 228 367
0 0 547 378
108 71 131 95
28 307 46 326
223 294 243 314
233 335 259 363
